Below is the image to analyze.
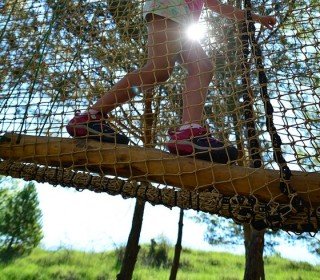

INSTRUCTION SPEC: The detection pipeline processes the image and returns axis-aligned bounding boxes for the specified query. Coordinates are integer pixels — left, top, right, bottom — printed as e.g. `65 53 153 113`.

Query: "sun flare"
186 23 207 41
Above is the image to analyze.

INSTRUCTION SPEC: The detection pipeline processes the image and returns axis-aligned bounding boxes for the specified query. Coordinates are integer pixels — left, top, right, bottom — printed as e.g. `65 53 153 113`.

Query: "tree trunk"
117 90 155 280
169 209 184 280
243 224 265 280
116 199 146 280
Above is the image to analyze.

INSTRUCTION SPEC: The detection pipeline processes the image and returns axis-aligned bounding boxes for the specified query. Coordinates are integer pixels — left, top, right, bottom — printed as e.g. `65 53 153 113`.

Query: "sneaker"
166 126 238 164
66 110 129 144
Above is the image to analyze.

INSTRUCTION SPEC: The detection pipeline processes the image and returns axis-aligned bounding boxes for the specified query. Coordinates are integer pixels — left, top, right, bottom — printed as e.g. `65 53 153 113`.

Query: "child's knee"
141 60 174 83
156 67 174 83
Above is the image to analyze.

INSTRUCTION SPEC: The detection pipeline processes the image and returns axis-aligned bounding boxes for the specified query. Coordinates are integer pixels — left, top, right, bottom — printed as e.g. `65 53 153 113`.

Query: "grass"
0 246 319 280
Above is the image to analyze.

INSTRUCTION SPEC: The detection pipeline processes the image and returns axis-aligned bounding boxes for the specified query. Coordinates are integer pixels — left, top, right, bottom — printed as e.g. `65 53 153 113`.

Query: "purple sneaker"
66 111 129 144
166 126 238 164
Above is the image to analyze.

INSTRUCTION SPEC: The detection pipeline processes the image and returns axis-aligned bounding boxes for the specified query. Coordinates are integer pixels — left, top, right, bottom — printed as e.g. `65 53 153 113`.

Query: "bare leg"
179 41 213 125
91 15 183 114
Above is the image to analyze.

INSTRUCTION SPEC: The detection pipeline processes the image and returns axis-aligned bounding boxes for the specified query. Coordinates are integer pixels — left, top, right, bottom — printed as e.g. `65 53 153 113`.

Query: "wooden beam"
0 133 320 206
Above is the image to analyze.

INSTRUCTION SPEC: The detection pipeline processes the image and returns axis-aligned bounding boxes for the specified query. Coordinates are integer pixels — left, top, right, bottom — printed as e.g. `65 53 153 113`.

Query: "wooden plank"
0 133 320 206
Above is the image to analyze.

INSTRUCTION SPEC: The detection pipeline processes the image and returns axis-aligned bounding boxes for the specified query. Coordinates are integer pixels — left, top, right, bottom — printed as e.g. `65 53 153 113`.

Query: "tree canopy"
0 177 43 262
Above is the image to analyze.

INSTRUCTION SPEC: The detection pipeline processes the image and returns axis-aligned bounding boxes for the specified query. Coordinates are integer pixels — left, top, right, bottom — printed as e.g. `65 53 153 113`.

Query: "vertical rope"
243 0 305 213
239 3 266 230
240 10 262 169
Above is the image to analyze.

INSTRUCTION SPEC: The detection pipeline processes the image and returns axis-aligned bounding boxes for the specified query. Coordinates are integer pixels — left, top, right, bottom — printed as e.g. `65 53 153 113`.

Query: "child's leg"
179 41 214 125
67 15 184 143
91 15 183 114
166 41 239 163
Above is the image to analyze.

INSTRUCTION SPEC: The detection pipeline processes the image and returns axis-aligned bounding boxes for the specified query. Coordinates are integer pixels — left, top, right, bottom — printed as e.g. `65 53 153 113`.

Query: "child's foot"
166 126 238 164
66 110 129 144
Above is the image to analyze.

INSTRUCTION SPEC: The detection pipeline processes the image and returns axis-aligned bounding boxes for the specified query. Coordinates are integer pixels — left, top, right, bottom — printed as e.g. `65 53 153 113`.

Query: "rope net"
0 0 319 232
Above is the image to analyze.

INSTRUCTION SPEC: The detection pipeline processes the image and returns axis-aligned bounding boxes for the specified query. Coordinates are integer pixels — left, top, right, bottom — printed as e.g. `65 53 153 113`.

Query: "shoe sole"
166 140 238 164
67 124 129 145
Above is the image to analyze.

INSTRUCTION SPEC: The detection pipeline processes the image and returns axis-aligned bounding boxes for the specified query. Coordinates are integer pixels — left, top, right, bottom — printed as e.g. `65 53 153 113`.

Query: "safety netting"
0 0 319 232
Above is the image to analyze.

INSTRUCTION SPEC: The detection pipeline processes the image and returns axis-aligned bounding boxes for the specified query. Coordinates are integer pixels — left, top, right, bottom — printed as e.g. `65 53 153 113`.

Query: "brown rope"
244 0 308 230
0 159 317 233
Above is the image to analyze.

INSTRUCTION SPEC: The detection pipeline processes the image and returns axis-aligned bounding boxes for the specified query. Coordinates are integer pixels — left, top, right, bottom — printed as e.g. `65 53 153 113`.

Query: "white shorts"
143 0 193 26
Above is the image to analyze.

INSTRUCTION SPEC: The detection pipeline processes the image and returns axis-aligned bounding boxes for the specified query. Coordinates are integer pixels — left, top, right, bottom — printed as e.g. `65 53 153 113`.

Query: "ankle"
88 108 100 115
179 123 203 130
88 108 108 118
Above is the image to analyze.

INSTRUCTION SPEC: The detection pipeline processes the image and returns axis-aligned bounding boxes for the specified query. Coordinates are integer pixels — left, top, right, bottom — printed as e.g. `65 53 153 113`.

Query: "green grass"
0 246 319 280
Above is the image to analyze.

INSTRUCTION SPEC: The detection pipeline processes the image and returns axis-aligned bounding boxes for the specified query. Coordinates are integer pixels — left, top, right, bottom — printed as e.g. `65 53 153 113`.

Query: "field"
0 246 319 280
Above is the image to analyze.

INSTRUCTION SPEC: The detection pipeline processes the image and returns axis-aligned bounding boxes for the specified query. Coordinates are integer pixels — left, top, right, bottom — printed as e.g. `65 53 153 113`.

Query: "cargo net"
0 0 320 233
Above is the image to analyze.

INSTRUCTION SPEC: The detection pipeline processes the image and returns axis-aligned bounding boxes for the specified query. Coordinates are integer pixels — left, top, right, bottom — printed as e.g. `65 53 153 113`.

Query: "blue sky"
35 182 320 265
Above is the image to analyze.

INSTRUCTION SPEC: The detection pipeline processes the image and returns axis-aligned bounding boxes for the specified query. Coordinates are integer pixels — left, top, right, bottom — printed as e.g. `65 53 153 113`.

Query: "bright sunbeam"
186 22 207 41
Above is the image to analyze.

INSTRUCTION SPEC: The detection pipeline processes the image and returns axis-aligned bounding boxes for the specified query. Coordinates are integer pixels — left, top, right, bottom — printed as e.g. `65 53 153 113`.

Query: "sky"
34 181 320 265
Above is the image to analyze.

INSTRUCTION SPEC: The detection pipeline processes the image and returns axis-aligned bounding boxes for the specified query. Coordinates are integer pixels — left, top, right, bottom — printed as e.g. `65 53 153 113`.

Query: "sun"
186 22 207 41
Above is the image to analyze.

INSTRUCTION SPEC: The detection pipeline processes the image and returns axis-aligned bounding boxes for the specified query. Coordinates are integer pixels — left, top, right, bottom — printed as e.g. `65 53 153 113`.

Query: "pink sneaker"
166 126 238 163
66 111 129 144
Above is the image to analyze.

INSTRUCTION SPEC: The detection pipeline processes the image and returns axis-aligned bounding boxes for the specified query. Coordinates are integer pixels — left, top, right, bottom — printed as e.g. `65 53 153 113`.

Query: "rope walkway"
1 133 320 233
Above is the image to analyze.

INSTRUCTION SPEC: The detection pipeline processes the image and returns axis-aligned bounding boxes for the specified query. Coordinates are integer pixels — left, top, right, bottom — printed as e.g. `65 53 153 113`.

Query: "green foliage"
194 213 293 255
0 177 43 262
115 237 171 269
142 237 170 268
113 244 125 269
0 247 320 280
195 212 320 259
195 214 243 246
